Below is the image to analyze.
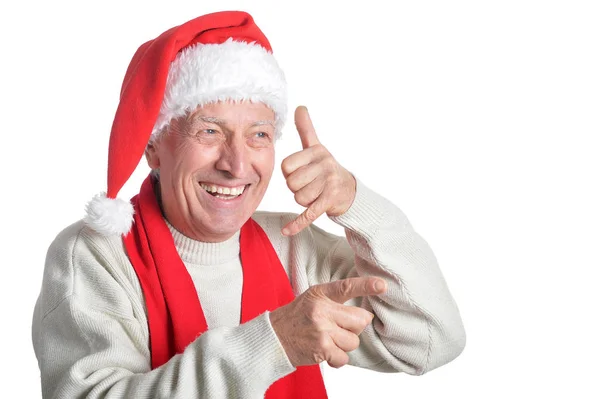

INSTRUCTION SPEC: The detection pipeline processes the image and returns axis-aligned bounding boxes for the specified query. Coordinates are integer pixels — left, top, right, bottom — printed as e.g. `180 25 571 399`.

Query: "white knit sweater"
32 179 466 398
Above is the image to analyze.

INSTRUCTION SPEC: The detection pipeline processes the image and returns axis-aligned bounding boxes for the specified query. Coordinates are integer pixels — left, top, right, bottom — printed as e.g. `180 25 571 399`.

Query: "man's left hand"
281 106 356 236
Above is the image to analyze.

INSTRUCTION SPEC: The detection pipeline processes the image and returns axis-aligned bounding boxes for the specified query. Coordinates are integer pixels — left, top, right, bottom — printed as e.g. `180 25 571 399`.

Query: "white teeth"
200 183 246 197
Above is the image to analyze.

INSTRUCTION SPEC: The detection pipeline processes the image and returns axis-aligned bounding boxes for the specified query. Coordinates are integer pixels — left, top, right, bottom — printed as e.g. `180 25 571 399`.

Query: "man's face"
146 101 276 242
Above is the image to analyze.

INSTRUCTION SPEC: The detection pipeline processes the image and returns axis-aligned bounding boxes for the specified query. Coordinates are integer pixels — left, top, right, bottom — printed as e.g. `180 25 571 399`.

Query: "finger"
329 304 374 336
285 164 322 193
281 196 328 236
281 146 320 177
326 347 350 369
329 327 360 353
292 178 324 207
295 106 320 149
320 277 388 304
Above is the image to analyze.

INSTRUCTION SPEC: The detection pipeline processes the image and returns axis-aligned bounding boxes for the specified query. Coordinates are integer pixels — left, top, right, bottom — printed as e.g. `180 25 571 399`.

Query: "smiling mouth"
199 182 248 200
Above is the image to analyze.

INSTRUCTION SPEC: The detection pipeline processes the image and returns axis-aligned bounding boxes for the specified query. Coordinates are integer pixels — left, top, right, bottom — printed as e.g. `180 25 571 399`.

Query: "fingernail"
281 228 290 236
374 280 386 292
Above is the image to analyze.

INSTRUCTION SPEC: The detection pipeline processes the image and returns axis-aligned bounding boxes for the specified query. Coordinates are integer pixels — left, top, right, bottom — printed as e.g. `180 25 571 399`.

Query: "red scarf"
123 175 328 398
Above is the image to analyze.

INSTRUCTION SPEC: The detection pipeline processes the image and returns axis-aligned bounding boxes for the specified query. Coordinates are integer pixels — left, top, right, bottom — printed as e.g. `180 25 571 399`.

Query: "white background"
1 0 599 397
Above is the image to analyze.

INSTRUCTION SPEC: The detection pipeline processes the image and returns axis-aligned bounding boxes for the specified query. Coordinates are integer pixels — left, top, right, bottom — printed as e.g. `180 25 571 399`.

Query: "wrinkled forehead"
188 115 275 129
185 102 277 129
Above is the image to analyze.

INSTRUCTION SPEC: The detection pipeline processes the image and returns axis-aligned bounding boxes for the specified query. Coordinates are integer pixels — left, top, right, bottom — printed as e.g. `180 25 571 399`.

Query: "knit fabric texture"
32 178 466 398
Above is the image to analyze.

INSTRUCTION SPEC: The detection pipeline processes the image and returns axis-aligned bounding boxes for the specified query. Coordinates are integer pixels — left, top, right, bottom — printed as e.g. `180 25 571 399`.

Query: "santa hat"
83 11 287 236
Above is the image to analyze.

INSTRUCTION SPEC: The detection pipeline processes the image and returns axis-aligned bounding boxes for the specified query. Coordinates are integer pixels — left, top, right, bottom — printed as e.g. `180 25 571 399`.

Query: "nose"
215 136 248 178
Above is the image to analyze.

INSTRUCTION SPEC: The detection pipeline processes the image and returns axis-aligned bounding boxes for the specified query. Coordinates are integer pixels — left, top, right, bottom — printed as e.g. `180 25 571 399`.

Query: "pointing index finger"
295 106 320 149
320 277 388 304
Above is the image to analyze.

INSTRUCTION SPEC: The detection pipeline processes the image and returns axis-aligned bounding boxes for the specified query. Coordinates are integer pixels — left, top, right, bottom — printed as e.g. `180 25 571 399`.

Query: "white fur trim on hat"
151 38 287 140
84 193 135 236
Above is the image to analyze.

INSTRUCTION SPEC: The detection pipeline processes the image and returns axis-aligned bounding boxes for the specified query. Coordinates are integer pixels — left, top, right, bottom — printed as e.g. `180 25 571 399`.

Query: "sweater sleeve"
325 178 467 374
32 222 295 399
262 178 466 375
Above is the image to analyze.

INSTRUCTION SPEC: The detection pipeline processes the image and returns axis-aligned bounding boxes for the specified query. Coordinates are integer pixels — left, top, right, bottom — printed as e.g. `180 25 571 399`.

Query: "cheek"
255 149 275 181
163 143 217 175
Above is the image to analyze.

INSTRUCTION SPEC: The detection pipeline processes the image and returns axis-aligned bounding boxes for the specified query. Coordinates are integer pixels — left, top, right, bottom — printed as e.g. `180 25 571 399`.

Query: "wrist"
268 309 296 367
327 172 357 217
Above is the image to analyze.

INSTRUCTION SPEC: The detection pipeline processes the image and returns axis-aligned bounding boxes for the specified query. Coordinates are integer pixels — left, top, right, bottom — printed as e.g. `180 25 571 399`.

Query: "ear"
145 142 160 169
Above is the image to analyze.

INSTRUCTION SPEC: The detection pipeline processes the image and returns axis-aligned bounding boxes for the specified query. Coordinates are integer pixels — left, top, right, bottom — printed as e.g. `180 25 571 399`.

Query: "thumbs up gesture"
281 106 356 236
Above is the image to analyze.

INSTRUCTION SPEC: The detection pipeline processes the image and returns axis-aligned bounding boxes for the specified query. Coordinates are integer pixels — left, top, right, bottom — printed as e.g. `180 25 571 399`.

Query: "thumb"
319 277 387 304
294 106 320 149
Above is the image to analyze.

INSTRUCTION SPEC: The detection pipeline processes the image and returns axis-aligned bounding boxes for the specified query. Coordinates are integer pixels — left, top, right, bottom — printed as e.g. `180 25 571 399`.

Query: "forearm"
34 299 294 398
328 178 466 374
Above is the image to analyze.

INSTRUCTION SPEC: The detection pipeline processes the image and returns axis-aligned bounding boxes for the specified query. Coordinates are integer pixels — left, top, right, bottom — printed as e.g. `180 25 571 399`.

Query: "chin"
197 213 248 239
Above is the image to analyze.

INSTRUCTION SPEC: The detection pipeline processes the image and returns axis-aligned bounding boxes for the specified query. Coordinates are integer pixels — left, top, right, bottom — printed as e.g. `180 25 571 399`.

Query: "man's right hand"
269 277 388 368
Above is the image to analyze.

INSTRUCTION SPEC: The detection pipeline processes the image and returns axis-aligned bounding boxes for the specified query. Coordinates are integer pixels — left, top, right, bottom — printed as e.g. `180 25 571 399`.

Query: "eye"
248 130 273 148
191 127 224 144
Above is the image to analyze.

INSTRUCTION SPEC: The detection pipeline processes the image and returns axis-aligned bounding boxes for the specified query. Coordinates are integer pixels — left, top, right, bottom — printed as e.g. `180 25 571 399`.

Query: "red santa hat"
84 11 287 236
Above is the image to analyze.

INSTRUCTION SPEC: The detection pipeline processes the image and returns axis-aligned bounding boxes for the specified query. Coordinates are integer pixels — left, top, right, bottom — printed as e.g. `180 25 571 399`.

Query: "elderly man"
32 10 465 399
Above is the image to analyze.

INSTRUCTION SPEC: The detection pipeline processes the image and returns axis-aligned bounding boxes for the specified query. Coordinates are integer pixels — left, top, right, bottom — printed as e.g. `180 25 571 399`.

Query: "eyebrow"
192 115 275 128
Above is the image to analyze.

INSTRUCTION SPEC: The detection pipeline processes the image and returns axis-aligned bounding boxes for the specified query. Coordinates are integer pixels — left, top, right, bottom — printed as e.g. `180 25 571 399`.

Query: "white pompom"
84 193 134 236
